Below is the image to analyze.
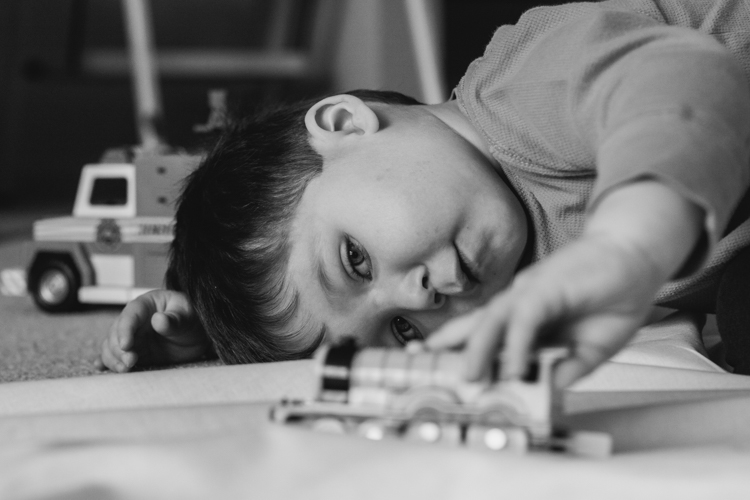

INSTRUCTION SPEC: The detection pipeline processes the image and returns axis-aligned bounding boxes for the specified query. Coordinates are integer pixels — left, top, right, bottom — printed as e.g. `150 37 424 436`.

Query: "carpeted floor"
0 205 218 382
0 275 117 382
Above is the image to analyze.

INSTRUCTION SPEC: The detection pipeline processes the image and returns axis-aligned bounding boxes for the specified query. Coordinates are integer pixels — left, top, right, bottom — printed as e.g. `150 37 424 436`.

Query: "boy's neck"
425 100 501 169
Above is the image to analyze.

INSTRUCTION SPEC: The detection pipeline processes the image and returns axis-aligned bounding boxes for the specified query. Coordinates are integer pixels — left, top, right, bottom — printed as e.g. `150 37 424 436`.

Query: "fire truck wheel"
29 258 80 312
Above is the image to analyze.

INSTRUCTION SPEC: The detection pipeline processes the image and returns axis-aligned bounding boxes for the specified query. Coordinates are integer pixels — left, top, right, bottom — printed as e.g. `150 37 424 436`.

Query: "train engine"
271 341 611 457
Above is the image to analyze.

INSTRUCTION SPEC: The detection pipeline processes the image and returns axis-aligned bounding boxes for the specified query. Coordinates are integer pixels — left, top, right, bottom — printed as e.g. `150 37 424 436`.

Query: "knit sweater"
456 0 750 312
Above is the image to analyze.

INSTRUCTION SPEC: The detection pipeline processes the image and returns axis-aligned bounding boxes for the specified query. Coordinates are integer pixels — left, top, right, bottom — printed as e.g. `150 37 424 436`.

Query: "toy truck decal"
271 341 612 457
24 150 199 312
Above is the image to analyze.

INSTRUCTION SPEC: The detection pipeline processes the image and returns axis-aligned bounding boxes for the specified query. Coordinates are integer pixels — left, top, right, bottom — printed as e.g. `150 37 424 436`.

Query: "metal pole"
404 0 446 104
122 0 164 151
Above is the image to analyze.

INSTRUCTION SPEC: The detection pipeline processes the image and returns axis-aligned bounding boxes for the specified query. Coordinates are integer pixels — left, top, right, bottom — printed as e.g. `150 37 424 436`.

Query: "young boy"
99 0 750 387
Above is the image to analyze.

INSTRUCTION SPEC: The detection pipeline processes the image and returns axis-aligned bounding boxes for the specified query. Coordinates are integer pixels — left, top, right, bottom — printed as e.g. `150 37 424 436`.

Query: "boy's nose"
424 247 472 296
393 265 445 310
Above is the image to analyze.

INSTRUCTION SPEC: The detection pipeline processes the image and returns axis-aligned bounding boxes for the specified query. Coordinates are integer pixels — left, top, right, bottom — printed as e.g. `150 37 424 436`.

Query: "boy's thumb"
152 311 179 334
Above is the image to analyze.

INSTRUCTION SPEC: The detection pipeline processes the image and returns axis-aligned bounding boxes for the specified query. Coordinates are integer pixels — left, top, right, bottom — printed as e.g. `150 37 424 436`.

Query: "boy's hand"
426 234 656 388
96 289 211 372
426 180 705 388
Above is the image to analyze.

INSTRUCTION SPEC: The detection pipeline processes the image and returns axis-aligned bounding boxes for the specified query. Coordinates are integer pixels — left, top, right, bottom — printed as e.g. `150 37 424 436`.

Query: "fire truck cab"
27 149 199 312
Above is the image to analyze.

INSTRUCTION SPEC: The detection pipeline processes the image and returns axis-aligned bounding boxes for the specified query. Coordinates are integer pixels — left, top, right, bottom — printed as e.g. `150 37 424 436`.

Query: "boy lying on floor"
98 0 750 385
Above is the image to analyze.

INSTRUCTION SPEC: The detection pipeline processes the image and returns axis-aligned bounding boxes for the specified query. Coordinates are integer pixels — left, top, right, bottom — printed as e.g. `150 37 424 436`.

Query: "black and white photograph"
2 0 750 498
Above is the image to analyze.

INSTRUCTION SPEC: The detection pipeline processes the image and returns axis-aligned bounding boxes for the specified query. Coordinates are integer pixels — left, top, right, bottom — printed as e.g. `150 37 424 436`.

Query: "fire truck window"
90 178 128 206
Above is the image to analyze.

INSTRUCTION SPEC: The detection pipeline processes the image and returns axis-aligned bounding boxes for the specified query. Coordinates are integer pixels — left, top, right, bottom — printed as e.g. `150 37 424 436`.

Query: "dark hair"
168 89 422 364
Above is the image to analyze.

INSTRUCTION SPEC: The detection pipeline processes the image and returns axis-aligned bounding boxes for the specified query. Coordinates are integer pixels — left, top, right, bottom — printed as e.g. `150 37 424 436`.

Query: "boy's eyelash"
343 236 372 281
391 316 423 345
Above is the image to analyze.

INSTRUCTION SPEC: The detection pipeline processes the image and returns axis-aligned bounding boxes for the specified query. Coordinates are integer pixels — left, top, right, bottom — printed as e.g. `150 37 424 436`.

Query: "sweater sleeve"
457 1 750 275
567 12 750 259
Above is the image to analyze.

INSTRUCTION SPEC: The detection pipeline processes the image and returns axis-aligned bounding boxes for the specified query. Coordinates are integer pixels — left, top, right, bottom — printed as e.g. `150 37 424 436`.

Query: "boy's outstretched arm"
97 289 213 372
427 179 704 388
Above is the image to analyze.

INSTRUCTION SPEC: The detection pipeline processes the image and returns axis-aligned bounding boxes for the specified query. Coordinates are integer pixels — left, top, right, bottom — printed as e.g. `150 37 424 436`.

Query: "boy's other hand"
96 289 211 372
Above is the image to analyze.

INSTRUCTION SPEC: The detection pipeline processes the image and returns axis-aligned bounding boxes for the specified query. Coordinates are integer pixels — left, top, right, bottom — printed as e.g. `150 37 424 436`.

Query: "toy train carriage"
271 342 611 456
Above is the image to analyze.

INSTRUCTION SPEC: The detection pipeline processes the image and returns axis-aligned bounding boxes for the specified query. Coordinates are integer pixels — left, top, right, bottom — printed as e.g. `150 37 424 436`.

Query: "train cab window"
90 178 128 206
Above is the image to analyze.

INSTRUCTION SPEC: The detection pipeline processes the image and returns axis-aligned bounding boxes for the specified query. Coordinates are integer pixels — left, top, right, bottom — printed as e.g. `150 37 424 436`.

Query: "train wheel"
466 425 529 453
402 387 460 419
405 420 461 445
477 403 522 427
357 419 398 441
311 417 348 434
407 420 442 443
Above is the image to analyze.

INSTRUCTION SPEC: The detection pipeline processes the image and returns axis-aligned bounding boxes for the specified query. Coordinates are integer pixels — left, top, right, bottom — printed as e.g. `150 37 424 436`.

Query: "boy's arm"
460 5 750 250
437 7 750 385
97 289 214 372
427 178 704 387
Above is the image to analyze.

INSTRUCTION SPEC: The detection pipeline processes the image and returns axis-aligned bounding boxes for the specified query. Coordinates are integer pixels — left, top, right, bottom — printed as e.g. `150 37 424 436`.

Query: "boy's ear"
305 95 380 145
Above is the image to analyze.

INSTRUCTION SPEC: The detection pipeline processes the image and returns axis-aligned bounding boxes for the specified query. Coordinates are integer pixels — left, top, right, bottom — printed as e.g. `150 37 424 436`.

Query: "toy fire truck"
271 341 612 457
0 0 219 311
22 148 199 312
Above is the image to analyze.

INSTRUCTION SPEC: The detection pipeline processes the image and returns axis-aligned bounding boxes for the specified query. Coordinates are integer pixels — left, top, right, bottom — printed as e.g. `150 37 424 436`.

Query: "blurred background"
0 0 565 214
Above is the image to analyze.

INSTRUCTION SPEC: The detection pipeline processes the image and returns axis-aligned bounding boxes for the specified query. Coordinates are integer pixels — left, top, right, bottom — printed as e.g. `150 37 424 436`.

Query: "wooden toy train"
271 340 612 457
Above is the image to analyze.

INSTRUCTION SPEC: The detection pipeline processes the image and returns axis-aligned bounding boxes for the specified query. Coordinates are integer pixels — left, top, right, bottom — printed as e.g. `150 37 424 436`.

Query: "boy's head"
169 89 528 364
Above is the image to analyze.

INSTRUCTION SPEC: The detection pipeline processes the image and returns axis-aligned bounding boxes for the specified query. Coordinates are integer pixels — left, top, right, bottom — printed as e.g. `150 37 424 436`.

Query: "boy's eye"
391 316 423 345
342 237 372 281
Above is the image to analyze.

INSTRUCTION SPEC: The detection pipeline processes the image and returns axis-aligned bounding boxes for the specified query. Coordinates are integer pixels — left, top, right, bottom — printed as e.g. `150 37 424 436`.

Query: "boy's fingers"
120 351 138 370
99 339 124 372
150 311 174 335
100 290 204 370
500 315 540 381
554 315 638 388
151 311 203 346
101 310 143 372
501 296 563 380
164 291 197 320
425 309 483 350
115 313 139 350
463 296 512 380
101 328 119 359
116 297 159 349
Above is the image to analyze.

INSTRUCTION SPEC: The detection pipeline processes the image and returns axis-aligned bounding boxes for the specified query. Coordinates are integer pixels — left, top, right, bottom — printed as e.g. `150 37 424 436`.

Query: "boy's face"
286 102 528 349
